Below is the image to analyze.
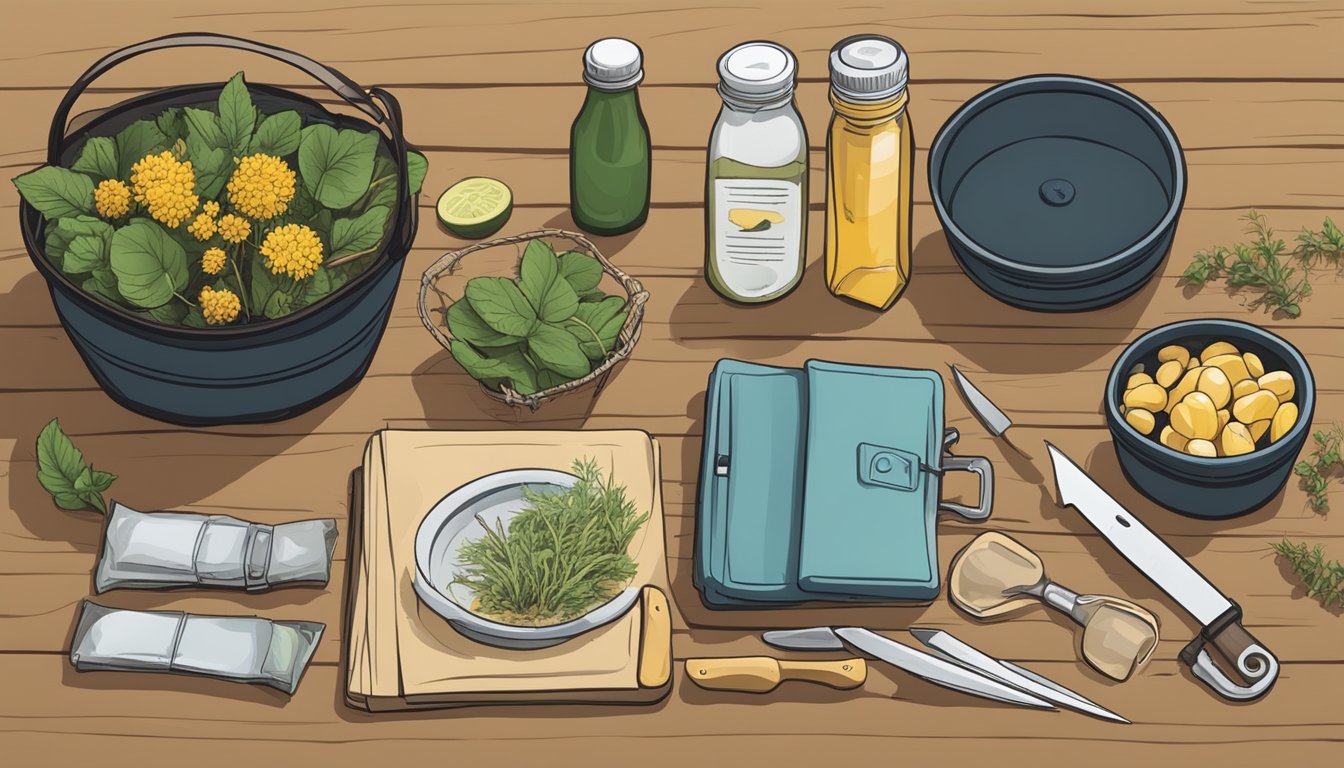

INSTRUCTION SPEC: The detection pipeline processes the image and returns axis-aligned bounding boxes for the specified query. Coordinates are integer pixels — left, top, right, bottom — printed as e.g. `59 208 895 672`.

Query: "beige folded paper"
345 429 670 710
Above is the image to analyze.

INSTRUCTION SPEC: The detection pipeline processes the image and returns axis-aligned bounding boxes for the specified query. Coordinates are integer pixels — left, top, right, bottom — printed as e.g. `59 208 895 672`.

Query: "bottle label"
712 179 803 298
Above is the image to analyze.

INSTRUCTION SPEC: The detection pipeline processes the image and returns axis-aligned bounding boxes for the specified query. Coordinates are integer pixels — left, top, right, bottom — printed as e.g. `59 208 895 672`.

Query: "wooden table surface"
2 1 1341 765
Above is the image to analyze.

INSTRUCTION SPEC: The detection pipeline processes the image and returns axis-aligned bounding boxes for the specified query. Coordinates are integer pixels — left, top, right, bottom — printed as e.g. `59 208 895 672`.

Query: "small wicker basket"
418 228 649 410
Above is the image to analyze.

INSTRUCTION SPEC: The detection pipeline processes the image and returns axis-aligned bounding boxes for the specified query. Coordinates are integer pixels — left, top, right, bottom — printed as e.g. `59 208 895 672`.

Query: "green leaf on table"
71 137 119 182
299 124 378 208
450 340 540 395
35 418 116 514
330 205 389 258
156 107 188 145
464 276 537 337
114 120 168 179
407 150 428 196
110 218 188 308
558 251 603 293
528 322 592 379
250 109 301 157
446 299 522 348
13 166 95 218
217 72 257 157
519 239 579 323
566 295 627 360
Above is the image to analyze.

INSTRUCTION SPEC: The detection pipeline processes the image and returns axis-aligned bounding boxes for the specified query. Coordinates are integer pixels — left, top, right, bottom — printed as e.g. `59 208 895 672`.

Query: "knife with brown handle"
685 656 867 693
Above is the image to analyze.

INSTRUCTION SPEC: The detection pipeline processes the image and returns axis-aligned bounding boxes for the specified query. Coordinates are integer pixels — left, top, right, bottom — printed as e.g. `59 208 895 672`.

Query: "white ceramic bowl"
413 468 640 650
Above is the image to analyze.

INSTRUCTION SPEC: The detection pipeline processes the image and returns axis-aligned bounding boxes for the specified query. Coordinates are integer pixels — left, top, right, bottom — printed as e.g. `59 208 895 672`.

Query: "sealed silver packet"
69 601 323 694
94 502 337 593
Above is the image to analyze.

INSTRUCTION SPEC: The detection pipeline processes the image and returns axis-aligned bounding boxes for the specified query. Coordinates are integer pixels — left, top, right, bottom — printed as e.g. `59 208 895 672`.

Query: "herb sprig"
35 418 117 514
1182 211 1314 317
1273 538 1344 609
451 458 647 625
1295 423 1344 513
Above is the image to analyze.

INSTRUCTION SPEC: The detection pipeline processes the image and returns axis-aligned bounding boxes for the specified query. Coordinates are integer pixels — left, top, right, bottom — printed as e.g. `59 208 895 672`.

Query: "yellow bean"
1270 403 1299 443
1257 371 1296 404
1185 439 1218 458
1243 352 1265 378
1248 419 1271 444
1123 383 1168 413
1204 353 1251 385
1186 357 1201 371
1219 422 1256 457
1200 341 1240 361
1126 372 1154 390
1160 425 1189 452
1232 379 1259 401
1156 345 1191 369
1125 408 1156 435
1167 368 1204 412
1154 360 1184 389
1217 409 1230 432
1195 367 1232 410
1171 391 1219 440
1232 390 1279 424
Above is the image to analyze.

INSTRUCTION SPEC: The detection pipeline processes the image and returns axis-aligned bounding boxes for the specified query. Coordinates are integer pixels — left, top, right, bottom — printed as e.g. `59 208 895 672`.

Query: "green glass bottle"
570 38 651 235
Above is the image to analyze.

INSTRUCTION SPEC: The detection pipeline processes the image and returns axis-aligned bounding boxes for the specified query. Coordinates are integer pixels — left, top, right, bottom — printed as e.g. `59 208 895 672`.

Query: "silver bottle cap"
829 35 908 101
717 41 797 106
584 38 644 91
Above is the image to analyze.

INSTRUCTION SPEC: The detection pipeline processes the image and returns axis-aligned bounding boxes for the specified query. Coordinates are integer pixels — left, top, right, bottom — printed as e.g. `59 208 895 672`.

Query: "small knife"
685 656 867 694
949 364 1012 438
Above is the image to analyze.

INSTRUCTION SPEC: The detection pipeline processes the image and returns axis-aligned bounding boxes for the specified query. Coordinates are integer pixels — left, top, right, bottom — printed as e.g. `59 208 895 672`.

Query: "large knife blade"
1046 442 1279 701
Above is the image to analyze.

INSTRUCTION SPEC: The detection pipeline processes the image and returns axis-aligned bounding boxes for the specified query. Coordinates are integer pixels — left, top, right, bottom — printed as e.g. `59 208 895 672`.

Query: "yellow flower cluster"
130 151 199 228
199 285 241 325
202 200 220 218
187 212 217 241
227 153 296 220
94 179 131 219
218 214 251 244
201 247 227 276
261 223 323 280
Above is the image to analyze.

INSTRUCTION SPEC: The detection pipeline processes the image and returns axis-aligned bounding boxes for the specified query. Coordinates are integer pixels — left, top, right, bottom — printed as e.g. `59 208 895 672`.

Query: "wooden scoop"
686 656 867 693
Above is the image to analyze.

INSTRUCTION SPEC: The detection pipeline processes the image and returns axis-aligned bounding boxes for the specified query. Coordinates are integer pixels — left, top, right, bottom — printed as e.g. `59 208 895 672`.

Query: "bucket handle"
47 33 415 252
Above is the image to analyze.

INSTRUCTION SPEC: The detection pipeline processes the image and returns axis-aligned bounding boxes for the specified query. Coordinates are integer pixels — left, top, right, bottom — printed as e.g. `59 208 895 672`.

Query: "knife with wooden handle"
686 656 866 693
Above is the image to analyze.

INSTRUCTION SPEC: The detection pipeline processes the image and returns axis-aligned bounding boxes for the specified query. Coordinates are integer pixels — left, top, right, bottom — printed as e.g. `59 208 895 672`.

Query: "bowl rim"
929 74 1187 277
412 467 641 642
1105 319 1316 468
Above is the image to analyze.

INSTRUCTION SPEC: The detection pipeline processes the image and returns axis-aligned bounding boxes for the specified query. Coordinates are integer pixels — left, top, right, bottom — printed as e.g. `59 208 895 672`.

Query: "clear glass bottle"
825 35 914 310
705 41 809 304
570 38 651 235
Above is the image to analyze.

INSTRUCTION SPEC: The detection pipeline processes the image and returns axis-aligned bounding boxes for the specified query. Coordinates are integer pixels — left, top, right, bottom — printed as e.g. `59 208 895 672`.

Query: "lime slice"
437 177 513 239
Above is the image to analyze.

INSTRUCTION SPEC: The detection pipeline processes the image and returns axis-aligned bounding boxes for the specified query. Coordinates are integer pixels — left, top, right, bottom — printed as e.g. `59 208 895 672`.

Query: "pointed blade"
1045 442 1233 627
762 627 845 652
950 365 1012 437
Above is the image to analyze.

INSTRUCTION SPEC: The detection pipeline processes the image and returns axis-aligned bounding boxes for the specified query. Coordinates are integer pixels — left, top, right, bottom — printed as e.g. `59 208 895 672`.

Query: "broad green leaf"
82 268 121 305
288 183 321 221
250 252 279 314
446 299 522 348
519 239 578 323
110 218 188 308
263 289 294 320
186 133 229 200
293 267 333 310
464 276 537 337
298 124 378 208
182 305 210 328
330 205 389 258
36 418 114 514
528 322 592 379
450 340 539 395
63 235 108 274
71 137 119 182
558 251 603 293
156 107 188 144
309 209 334 255
146 300 188 325
13 166 95 218
56 215 114 239
406 150 428 195
217 72 257 156
114 120 168 179
565 295 627 360
184 107 225 149
536 369 571 390
251 109 301 157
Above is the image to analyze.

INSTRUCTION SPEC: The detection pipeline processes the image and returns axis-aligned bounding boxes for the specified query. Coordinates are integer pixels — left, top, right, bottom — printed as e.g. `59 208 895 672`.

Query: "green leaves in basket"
13 166 95 219
406 150 428 197
446 238 629 397
299 123 378 209
217 72 257 157
183 106 231 200
114 120 168 179
250 110 302 157
330 205 389 259
36 418 116 515
71 137 119 182
110 218 188 309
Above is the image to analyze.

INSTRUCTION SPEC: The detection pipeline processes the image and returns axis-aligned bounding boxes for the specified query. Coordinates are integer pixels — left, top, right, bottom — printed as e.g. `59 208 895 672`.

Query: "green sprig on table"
1273 538 1344 609
35 419 117 514
451 458 646 625
1294 423 1343 513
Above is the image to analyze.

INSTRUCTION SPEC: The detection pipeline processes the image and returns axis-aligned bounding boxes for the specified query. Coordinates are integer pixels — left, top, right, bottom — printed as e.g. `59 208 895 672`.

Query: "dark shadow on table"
409 350 601 430
543 210 638 260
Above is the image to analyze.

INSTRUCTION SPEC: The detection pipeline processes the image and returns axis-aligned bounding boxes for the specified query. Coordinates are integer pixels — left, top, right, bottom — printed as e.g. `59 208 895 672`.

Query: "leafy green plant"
1295 423 1344 513
13 72 427 327
451 458 646 625
35 419 116 514
445 239 628 395
1273 538 1344 609
1182 211 1343 317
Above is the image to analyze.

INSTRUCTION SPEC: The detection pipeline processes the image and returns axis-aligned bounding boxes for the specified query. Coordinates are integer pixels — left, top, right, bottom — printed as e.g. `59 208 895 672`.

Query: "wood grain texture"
1 0 1342 765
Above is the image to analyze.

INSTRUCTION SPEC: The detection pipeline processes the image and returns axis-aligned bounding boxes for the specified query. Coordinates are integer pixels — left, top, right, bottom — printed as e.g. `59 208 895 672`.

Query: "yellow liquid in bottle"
825 90 914 310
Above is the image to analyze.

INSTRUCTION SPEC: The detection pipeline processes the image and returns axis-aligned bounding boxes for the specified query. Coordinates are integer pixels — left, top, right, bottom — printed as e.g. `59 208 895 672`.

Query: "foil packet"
95 502 337 593
69 601 323 695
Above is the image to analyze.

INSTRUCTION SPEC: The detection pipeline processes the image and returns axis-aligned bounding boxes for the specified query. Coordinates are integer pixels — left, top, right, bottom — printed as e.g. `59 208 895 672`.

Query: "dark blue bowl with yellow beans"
1105 319 1314 519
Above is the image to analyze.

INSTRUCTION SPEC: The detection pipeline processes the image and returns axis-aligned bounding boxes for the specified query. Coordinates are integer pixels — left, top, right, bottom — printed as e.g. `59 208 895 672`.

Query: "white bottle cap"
584 38 644 91
717 41 797 106
829 35 908 101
